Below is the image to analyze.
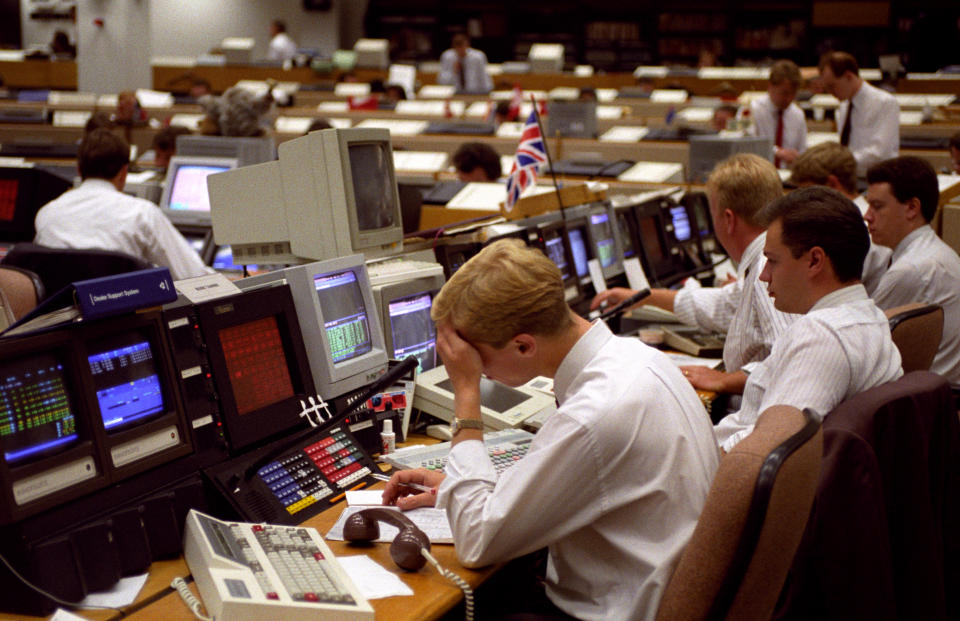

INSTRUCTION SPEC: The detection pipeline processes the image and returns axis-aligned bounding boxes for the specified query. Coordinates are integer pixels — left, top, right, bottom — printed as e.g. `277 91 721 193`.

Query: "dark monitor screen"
542 228 571 280
589 212 617 268
438 377 528 413
388 292 437 372
692 200 712 237
88 333 165 432
0 179 18 222
567 228 589 279
638 215 667 263
348 142 397 232
615 212 636 259
314 270 373 364
670 205 692 242
167 164 230 212
0 352 78 464
218 316 295 416
184 234 207 256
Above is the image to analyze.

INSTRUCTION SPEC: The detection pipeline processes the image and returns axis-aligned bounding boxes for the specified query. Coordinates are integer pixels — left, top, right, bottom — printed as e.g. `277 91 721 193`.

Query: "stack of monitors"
535 221 582 304
682 191 719 257
615 197 687 286
585 205 625 283
0 311 191 525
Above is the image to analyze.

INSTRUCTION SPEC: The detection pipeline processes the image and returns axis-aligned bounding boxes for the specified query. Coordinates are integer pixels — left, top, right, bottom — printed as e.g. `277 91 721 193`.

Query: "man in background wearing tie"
437 33 493 94
748 59 807 168
819 51 899 177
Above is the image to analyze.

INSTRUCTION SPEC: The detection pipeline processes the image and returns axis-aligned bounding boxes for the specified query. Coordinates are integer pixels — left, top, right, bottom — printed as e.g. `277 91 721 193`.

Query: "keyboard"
367 257 444 287
383 429 534 474
183 509 374 621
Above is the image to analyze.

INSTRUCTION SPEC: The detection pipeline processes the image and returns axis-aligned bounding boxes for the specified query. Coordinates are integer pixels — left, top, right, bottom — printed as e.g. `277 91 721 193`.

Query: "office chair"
0 264 44 321
656 405 822 621
775 371 960 621
0 243 151 302
884 302 943 373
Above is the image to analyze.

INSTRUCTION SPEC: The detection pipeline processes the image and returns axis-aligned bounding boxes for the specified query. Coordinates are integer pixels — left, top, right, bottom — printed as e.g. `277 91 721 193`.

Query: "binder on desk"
3 267 176 336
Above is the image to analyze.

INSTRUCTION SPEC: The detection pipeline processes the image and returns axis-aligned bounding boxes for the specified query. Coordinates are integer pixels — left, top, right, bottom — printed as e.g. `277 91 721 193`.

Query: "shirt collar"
891 225 932 263
79 178 117 192
810 283 869 312
553 320 613 405
739 232 766 277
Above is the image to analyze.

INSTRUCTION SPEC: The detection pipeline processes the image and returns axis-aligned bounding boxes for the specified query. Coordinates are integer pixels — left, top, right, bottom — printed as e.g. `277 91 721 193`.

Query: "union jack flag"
505 108 547 212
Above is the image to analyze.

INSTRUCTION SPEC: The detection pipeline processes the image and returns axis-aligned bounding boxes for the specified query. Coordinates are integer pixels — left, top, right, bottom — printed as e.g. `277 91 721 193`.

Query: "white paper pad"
346 489 386 506
600 126 650 142
617 162 683 183
338 555 414 600
651 89 688 104
418 85 456 99
317 101 349 112
78 573 148 609
624 257 651 291
327 505 453 544
354 119 429 136
334 82 371 97
275 116 313 134
393 151 448 174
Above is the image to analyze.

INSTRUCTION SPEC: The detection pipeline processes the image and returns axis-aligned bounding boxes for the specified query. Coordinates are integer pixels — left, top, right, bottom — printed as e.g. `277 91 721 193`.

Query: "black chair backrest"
1 243 151 302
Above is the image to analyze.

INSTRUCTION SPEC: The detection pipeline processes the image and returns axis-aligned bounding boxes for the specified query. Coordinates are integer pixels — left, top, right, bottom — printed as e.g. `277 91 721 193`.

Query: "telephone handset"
343 508 431 571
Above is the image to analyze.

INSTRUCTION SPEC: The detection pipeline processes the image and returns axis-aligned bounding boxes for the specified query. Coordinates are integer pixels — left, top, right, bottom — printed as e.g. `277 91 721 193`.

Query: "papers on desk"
329 117 353 129
446 182 507 210
418 84 457 99
327 505 454 544
393 151 448 174
52 110 92 128
698 67 769 80
464 101 491 117
317 101 349 113
500 154 515 175
617 162 684 183
171 113 205 131
809 94 840 108
651 89 689 104
354 119 429 136
899 111 924 126
665 352 724 370
634 66 669 78
334 82 371 97
395 99 465 116
860 68 882 81
78 572 149 609
51 609 86 621
939 175 960 193
338 555 414 600
97 93 118 108
48 91 97 106
737 90 767 105
0 157 30 168
597 105 624 120
496 122 524 138
274 115 312 134
0 50 26 61
600 126 650 142
596 88 618 102
549 86 580 100
677 106 715 122
894 94 956 108
491 89 547 102
806 131 840 148
388 63 417 99
574 65 595 77
150 55 196 67
136 88 174 108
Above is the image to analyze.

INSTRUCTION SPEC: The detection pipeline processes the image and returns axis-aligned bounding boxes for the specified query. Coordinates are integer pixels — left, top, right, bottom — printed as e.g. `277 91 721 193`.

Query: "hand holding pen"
377 470 446 511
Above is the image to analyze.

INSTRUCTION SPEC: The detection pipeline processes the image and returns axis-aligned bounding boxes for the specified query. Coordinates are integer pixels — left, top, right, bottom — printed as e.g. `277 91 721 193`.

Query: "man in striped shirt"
593 154 796 397
715 186 902 452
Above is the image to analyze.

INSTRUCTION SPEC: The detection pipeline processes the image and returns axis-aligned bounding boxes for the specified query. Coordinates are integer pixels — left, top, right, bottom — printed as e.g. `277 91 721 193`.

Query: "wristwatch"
450 417 484 436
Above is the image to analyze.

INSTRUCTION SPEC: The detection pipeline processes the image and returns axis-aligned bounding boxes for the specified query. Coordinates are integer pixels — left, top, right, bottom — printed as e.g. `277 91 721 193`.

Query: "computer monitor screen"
567 228 590 280
588 212 617 268
87 332 166 432
314 270 373 364
348 142 398 232
0 179 17 222
166 164 230 212
0 166 72 241
0 351 78 464
546 100 597 138
542 227 571 280
438 377 529 413
388 292 437 372
615 212 637 259
218 316 295 415
690 196 712 237
670 205 692 242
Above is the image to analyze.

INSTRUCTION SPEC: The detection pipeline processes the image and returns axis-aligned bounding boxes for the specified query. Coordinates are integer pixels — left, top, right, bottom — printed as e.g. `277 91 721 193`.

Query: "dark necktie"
457 59 466 92
840 100 853 147
774 108 784 168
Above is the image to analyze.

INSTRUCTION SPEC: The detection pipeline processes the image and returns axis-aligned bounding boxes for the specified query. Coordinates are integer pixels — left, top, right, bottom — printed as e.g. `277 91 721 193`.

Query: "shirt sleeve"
142 209 213 280
870 262 925 310
853 95 900 170
673 279 743 333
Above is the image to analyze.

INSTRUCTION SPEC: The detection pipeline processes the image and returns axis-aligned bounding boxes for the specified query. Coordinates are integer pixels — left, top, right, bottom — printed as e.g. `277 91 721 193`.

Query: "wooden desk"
0 60 77 90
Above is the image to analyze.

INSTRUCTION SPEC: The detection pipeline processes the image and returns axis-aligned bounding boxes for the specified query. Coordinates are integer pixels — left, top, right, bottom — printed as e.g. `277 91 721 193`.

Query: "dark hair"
306 117 332 133
152 125 191 152
78 129 130 180
818 51 859 77
452 33 470 47
758 186 869 284
384 84 407 100
789 142 858 195
866 156 939 223
84 111 114 134
452 142 501 181
949 131 960 152
769 59 802 89
271 19 286 33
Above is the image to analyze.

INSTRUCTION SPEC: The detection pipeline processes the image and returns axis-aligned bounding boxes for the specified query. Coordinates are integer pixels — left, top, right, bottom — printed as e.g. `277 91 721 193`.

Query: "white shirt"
34 179 212 281
870 225 960 382
836 81 899 176
851 194 891 295
749 94 807 164
715 284 902 452
437 48 493 94
437 321 719 621
267 32 297 62
674 233 797 374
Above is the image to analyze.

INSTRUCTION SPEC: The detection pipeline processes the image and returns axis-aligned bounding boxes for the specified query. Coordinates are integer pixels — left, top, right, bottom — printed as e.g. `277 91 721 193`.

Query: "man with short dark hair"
437 33 492 94
748 59 806 167
150 124 191 171
452 142 501 182
714 186 902 451
818 51 899 176
267 19 297 62
865 156 960 382
34 129 211 280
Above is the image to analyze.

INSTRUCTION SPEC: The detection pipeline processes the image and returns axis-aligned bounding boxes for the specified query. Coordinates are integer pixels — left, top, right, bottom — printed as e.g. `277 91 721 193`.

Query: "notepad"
327 505 454 544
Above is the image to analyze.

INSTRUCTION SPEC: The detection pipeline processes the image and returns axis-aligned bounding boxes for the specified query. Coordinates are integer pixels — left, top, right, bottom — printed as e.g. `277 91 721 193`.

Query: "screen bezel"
376 276 445 373
585 204 624 281
337 132 405 253
536 220 582 304
633 199 684 285
159 155 239 213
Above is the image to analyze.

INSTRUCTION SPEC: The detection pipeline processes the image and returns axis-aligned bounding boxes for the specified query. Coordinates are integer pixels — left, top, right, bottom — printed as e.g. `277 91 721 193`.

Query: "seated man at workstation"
715 186 902 452
384 240 719 620
788 141 891 294
592 154 794 397
864 156 960 382
437 33 493 94
818 51 899 177
748 59 807 168
452 142 502 182
267 19 297 62
34 129 212 281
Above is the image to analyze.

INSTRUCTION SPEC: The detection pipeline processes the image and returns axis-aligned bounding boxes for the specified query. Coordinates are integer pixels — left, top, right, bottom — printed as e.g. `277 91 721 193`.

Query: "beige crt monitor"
208 128 404 265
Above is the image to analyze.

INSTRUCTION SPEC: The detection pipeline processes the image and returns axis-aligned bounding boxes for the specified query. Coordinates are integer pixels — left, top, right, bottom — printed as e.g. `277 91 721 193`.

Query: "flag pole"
530 95 566 218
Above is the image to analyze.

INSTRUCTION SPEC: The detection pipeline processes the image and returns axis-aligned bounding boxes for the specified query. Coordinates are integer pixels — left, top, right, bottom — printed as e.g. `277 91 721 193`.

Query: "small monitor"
683 191 719 256
545 100 597 138
0 166 72 242
586 206 624 280
633 199 683 285
687 135 773 184
613 207 638 260
536 222 581 304
238 255 388 401
668 204 693 243
369 270 446 373
87 333 166 432
565 222 592 287
434 241 481 281
175 135 276 168
159 156 238 226
210 128 404 265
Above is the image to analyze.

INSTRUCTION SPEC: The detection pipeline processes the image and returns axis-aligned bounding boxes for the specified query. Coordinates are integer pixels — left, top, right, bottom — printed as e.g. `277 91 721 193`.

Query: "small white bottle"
380 419 396 455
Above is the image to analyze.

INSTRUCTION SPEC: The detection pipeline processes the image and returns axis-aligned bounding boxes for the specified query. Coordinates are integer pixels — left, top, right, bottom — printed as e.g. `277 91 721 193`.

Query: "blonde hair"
706 153 783 227
788 142 857 195
431 239 572 347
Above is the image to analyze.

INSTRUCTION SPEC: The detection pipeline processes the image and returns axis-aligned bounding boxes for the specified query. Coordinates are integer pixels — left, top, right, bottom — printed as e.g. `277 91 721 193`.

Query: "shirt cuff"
436 439 497 509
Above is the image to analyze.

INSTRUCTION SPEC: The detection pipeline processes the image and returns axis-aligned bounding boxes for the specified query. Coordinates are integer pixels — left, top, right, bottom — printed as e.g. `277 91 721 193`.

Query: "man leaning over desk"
383 240 719 621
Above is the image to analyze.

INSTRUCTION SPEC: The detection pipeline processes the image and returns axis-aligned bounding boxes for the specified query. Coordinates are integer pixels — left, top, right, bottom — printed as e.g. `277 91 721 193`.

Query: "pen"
329 481 367 504
371 473 435 494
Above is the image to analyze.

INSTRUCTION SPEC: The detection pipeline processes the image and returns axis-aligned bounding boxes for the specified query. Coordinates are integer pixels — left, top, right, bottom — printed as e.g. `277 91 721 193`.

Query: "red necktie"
774 109 784 168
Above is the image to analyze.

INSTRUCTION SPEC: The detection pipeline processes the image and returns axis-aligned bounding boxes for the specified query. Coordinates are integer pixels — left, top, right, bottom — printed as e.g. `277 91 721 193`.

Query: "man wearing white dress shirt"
788 142 891 295
865 156 960 382
267 19 297 62
34 129 211 281
714 187 902 452
749 59 807 168
437 33 493 94
383 240 719 621
819 51 899 176
592 154 795 397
